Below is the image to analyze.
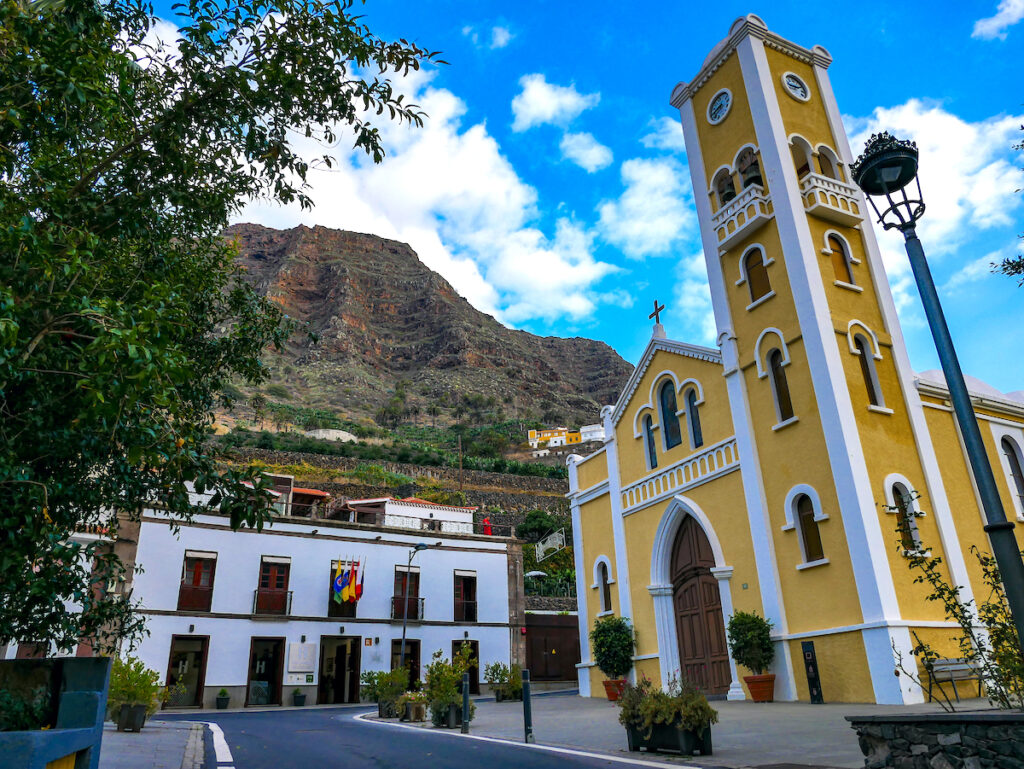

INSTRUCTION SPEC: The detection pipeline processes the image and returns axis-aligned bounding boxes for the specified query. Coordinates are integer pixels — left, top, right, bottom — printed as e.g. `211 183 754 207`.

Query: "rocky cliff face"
227 223 633 425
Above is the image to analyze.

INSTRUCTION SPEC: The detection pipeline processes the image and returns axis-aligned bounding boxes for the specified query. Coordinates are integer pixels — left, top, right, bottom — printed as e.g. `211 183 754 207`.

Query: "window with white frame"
891 482 923 553
827 234 855 286
659 381 683 450
852 333 884 408
794 494 824 563
767 348 795 423
643 414 658 470
1001 437 1024 516
685 388 703 449
597 561 612 612
744 247 772 304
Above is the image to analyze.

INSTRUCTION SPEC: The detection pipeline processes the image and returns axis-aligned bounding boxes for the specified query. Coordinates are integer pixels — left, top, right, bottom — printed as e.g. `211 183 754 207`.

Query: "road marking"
352 712 701 768
205 722 234 765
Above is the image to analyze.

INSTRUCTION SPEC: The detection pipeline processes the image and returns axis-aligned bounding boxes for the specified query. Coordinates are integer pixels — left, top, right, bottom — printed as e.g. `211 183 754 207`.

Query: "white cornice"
610 337 721 428
670 15 831 108
915 378 1024 421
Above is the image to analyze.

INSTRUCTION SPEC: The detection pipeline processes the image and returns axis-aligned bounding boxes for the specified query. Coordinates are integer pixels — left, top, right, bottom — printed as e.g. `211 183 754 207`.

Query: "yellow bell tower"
670 15 975 704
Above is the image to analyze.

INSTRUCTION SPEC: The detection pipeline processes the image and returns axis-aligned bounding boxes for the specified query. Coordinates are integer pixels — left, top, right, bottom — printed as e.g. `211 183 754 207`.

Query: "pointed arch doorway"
671 516 731 695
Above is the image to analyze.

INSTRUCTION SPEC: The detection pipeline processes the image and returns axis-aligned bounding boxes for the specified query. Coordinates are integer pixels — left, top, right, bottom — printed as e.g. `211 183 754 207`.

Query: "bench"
925 658 982 702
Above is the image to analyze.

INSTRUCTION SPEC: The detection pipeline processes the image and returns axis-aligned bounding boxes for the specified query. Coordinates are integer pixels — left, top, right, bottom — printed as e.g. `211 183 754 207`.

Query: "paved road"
161 706 691 769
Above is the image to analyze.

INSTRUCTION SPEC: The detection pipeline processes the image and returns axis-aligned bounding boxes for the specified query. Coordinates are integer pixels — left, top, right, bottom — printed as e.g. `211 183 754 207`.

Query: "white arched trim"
632 405 658 440
882 474 926 552
788 132 814 150
991 424 1024 521
591 554 615 589
821 229 862 265
754 328 789 378
631 371 702 437
678 378 705 406
648 496 745 699
847 320 883 360
708 164 735 195
735 243 776 287
781 484 829 530
816 143 845 181
732 143 760 171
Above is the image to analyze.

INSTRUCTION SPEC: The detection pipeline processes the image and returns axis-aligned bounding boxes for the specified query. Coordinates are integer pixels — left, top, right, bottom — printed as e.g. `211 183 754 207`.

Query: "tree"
995 125 1024 284
0 0 441 652
515 509 566 543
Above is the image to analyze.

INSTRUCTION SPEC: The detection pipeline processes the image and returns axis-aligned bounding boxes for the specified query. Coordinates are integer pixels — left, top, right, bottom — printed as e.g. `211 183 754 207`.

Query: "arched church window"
853 334 883 407
597 561 612 612
795 494 824 562
714 169 737 208
745 248 772 303
892 483 921 552
659 381 683 450
1002 437 1024 514
818 146 842 180
828 234 855 285
767 348 794 423
644 414 658 470
737 148 763 188
790 138 813 178
685 388 703 449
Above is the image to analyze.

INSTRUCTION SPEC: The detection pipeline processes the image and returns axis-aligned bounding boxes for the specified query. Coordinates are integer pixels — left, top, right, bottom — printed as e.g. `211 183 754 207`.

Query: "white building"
578 423 605 443
130 493 524 709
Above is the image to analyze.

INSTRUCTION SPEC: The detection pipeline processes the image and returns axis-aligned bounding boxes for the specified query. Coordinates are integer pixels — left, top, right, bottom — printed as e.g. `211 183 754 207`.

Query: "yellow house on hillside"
568 15 1024 705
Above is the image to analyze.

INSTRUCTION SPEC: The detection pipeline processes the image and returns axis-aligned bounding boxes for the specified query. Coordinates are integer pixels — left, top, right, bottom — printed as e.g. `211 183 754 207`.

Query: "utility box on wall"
801 640 824 704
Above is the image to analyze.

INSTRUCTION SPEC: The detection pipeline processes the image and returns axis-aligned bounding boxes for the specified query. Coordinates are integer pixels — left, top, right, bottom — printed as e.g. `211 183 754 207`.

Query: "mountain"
226 223 634 427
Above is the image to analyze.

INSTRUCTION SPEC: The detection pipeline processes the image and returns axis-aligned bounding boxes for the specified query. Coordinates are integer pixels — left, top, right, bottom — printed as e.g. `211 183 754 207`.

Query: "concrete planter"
377 701 399 719
625 723 713 756
0 657 110 769
847 711 1024 769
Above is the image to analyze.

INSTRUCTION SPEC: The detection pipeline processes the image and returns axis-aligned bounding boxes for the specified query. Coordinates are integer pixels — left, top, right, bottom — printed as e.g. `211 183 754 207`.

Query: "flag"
356 559 365 600
340 563 352 602
332 558 345 604
347 560 359 603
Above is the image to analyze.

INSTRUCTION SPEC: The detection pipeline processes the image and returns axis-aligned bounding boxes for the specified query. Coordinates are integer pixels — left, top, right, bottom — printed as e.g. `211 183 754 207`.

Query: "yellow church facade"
567 15 1024 705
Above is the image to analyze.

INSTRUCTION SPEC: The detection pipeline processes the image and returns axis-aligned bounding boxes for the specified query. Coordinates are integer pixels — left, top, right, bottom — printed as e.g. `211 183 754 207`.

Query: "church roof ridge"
610 337 722 428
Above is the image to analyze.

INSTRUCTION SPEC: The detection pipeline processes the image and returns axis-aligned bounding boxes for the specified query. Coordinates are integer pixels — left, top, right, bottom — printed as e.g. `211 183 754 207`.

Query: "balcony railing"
454 600 477 623
390 595 425 622
800 173 862 226
342 511 513 537
621 437 740 512
253 589 292 616
711 184 773 252
177 584 213 612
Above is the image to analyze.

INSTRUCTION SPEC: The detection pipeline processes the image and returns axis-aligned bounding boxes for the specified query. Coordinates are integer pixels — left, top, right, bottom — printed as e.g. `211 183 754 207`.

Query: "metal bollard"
462 672 470 734
522 668 534 743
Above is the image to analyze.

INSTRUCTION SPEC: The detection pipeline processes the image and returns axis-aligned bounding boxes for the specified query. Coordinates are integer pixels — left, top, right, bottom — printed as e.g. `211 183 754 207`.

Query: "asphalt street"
160 706 691 769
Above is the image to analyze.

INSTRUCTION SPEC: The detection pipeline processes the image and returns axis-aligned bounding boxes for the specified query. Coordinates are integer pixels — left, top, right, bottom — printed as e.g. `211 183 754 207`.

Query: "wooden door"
671 516 730 695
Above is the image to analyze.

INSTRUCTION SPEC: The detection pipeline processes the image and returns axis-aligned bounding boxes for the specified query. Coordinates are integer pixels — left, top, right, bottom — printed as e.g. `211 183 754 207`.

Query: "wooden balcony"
176 584 213 612
454 599 477 623
253 589 292 616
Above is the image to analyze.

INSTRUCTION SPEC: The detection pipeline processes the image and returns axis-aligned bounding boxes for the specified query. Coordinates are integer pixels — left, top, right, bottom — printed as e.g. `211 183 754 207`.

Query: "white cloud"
461 25 479 46
846 100 1023 314
673 253 716 345
511 74 600 132
559 132 613 172
942 249 1006 294
973 0 1024 39
490 26 513 49
597 158 695 259
640 116 686 153
236 70 619 327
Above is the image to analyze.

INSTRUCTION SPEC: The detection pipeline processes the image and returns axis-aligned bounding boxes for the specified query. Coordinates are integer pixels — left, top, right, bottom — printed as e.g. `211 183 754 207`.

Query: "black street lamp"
852 132 1024 645
399 543 429 675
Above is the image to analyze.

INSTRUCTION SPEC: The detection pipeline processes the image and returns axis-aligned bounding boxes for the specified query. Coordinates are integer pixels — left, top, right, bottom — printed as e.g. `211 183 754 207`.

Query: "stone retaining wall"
847 712 1024 769
525 596 577 612
230 447 568 495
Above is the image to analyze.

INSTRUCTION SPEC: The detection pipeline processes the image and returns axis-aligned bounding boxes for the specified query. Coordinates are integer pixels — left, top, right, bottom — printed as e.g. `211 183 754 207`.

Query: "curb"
181 723 204 769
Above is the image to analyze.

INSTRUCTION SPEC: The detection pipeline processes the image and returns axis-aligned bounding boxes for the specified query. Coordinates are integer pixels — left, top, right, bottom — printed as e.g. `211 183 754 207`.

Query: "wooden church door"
671 516 730 695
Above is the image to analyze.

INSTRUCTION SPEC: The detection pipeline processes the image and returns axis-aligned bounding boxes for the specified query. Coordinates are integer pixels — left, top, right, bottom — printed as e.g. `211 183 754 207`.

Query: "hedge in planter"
726 611 775 702
425 645 476 728
617 675 717 756
106 657 179 731
483 662 522 702
360 668 408 718
590 615 635 700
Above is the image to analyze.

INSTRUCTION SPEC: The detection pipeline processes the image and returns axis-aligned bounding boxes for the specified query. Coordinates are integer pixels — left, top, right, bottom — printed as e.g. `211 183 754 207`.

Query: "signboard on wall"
288 643 317 673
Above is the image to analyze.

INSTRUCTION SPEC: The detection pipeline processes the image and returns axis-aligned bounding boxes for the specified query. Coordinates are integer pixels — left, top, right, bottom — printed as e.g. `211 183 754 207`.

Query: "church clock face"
707 89 732 125
782 72 810 102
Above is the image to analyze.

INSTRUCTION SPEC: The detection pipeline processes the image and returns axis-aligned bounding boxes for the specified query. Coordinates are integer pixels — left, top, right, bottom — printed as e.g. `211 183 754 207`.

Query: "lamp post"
399 543 429 674
851 132 1024 645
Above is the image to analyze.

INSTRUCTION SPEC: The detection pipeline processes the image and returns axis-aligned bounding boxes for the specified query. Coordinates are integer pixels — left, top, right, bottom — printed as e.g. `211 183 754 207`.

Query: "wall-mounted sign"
364 638 372 646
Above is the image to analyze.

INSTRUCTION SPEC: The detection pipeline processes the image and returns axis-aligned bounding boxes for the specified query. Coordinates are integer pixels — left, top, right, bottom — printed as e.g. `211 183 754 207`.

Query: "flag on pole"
356 558 365 600
332 558 345 604
340 562 353 602
347 560 359 603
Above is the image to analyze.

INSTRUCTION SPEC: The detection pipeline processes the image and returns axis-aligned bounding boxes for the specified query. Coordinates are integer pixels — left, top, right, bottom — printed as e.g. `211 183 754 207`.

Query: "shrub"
107 656 177 718
425 645 476 725
726 611 775 675
590 615 635 680
0 687 51 732
617 675 718 737
265 383 292 400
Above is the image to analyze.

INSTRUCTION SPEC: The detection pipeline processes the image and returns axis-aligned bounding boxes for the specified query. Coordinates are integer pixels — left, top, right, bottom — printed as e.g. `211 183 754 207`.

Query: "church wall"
691 54 756 190
576 448 608 491
765 48 833 149
786 632 874 703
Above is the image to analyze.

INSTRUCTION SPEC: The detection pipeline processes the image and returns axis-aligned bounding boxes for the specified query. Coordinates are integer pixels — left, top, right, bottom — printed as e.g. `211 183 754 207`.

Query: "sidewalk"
462 692 989 768
98 720 203 769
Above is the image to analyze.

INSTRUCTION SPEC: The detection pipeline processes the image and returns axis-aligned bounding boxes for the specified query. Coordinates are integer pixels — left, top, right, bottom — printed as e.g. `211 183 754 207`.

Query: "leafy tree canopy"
0 0 441 652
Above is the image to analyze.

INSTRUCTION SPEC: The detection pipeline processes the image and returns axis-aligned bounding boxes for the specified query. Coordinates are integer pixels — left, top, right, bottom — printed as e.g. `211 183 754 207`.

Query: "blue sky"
154 1 1024 395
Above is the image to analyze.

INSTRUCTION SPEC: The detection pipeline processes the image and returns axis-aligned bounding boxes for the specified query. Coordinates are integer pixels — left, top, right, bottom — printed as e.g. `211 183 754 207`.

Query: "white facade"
132 508 518 708
579 424 605 443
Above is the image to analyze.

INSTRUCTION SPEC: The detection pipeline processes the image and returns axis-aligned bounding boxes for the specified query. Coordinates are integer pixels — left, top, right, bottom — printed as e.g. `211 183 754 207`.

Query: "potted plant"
425 646 477 728
727 610 776 702
483 662 522 702
291 687 306 707
504 664 523 702
216 689 230 709
360 668 408 718
617 675 717 756
397 690 428 722
107 656 165 732
590 615 635 701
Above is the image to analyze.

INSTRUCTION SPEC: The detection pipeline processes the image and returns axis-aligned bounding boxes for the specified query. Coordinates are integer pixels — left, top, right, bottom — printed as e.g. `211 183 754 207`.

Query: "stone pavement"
464 692 990 768
98 719 203 769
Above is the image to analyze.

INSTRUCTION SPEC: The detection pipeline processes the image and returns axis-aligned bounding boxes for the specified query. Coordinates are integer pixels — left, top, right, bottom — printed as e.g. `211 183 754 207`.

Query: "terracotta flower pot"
743 673 776 702
602 679 627 701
